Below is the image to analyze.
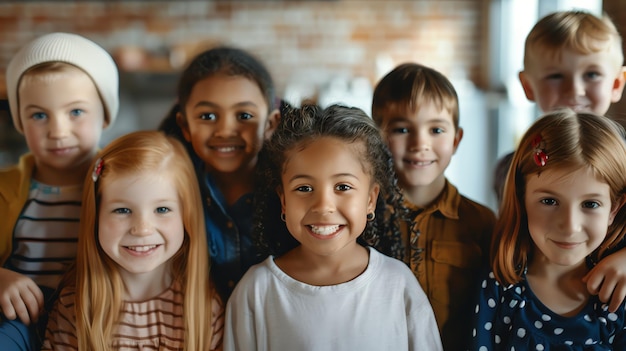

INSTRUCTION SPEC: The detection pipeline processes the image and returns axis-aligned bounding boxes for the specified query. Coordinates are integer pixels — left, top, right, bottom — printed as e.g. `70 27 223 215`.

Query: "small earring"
281 213 286 222
366 212 375 221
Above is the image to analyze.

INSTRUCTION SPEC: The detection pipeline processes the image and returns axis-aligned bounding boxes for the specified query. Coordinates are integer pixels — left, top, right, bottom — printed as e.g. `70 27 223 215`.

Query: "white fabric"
224 247 442 351
6 32 119 133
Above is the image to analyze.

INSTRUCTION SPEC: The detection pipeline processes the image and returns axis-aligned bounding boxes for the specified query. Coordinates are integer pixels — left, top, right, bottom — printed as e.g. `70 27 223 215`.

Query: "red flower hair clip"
531 135 548 167
92 158 104 182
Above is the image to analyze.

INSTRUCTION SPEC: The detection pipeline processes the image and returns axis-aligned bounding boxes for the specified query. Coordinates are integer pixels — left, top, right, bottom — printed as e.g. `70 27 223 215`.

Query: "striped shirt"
42 282 224 350
5 180 81 290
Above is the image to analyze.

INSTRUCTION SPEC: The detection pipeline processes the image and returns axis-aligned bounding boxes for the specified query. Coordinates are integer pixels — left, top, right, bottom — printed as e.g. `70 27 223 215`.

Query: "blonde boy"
519 10 626 115
372 63 496 351
515 10 626 312
0 32 118 350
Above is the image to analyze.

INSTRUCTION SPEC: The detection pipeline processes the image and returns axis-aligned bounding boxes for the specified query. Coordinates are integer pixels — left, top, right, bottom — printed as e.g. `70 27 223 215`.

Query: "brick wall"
0 0 486 99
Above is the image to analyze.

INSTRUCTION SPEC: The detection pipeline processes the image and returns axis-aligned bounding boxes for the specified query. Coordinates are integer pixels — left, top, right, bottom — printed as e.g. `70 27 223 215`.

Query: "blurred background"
1 0 624 211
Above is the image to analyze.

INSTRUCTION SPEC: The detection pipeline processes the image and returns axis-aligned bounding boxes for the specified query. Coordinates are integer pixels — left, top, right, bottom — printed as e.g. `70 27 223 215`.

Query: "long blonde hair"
493 110 626 285
75 130 213 350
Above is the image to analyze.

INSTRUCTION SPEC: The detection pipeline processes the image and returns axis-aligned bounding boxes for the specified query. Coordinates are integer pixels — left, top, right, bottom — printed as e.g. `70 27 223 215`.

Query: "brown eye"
336 184 352 191
199 113 217 120
238 112 253 120
582 201 600 209
296 185 313 192
540 198 558 206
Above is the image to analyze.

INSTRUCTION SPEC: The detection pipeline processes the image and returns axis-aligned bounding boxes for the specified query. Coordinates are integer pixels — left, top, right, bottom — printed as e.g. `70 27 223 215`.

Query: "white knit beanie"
6 32 119 134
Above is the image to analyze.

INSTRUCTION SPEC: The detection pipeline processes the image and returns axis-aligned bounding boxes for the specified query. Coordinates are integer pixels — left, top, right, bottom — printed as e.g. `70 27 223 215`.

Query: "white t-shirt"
224 246 442 351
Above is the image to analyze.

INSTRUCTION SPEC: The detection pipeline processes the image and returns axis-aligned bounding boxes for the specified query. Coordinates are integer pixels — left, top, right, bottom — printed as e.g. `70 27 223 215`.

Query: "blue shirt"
470 269 626 350
200 171 265 300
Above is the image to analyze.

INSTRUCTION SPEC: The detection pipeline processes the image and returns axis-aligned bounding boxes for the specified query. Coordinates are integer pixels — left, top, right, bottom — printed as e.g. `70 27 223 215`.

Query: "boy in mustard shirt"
372 63 495 351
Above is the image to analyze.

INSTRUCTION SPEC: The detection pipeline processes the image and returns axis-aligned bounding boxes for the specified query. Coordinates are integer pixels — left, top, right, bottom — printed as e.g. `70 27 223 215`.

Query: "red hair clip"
531 135 548 167
92 158 104 182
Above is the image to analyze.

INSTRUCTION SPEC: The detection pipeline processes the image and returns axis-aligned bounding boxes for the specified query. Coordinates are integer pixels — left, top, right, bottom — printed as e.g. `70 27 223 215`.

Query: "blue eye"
431 127 444 134
582 201 600 209
70 109 84 117
31 112 47 121
584 71 601 80
199 113 217 121
113 208 131 214
156 207 170 214
391 127 409 134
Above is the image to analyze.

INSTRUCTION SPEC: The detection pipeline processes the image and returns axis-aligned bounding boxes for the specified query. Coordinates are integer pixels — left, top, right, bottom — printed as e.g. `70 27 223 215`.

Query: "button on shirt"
400 180 495 351
201 172 263 300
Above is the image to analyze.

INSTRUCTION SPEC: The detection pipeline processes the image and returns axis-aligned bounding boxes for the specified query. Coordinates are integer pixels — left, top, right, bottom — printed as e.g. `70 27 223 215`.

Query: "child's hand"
0 267 44 325
583 249 626 312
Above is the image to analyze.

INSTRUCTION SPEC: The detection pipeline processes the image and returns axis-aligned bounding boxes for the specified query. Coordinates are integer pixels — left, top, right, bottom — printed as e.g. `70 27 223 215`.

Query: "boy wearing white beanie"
0 32 119 350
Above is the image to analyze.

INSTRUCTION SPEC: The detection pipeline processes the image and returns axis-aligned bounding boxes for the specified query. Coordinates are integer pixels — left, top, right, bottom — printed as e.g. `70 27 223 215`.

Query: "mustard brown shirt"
401 180 495 351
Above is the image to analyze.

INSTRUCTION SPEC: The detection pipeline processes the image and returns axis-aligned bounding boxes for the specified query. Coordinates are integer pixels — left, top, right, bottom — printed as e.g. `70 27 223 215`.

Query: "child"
0 32 118 350
518 10 625 116
162 46 282 300
41 131 224 350
471 110 626 349
224 104 442 350
498 10 626 311
496 10 626 201
371 62 496 351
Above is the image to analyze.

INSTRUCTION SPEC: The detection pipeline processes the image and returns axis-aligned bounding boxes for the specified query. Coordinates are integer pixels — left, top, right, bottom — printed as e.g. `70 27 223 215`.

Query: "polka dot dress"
470 270 626 350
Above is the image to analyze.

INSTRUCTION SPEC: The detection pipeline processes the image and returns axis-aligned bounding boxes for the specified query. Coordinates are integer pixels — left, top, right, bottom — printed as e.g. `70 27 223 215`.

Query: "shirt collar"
404 179 460 220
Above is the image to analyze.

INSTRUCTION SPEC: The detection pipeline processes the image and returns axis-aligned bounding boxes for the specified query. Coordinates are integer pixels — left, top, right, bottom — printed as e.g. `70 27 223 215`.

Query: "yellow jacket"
0 153 35 265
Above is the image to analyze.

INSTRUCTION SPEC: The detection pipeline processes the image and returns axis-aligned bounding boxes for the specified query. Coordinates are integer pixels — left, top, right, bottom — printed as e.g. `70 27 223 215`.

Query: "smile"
124 244 160 252
405 159 434 166
48 147 76 154
552 241 582 249
309 225 341 236
211 146 241 153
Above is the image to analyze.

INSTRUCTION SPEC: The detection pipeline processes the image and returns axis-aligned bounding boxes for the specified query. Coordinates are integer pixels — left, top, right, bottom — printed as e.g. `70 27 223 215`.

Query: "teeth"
409 160 433 166
309 225 339 235
216 146 236 152
126 245 158 252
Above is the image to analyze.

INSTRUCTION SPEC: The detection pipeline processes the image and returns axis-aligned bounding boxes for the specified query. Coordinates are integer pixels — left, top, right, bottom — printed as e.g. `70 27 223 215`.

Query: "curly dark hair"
253 103 407 259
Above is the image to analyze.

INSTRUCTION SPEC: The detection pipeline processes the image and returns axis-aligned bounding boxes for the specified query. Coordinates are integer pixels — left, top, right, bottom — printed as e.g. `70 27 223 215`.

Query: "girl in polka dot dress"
470 110 626 350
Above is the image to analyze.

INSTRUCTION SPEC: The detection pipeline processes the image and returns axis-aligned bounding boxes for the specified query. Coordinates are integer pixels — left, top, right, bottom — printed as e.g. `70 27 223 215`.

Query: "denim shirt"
200 171 265 300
